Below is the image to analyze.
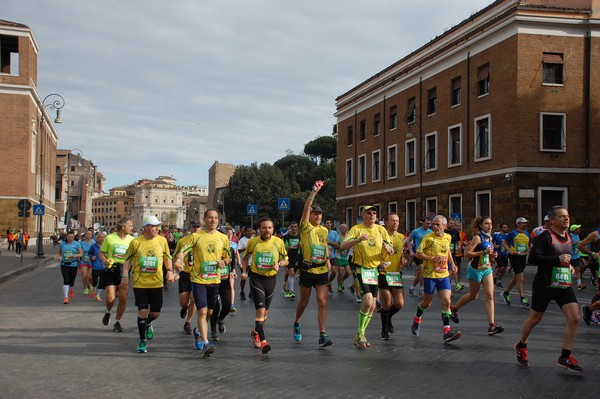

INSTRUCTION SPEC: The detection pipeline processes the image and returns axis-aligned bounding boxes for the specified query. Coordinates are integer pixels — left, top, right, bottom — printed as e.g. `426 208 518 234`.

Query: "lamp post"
37 94 65 259
218 189 226 226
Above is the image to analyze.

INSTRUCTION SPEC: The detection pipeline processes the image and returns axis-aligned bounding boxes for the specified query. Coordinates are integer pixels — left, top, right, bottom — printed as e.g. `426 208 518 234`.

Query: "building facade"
130 176 185 228
91 186 134 232
0 19 60 240
207 161 237 226
335 0 600 233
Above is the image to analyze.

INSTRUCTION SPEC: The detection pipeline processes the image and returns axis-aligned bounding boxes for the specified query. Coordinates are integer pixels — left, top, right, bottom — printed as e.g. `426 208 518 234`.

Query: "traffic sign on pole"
247 204 258 215
33 204 45 216
17 199 32 212
277 198 290 211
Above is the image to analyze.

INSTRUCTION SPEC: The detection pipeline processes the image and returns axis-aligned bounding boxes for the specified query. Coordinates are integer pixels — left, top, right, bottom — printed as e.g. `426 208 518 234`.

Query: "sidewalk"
0 242 56 284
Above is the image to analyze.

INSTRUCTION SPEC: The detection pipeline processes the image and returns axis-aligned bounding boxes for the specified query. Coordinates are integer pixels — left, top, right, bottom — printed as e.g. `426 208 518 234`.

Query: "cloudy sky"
4 0 493 189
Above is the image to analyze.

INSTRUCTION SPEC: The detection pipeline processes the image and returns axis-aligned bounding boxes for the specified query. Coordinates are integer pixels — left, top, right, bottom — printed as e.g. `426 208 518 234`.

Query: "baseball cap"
362 205 377 213
515 217 529 224
570 224 581 232
310 205 324 213
544 215 549 221
189 220 201 227
143 216 161 227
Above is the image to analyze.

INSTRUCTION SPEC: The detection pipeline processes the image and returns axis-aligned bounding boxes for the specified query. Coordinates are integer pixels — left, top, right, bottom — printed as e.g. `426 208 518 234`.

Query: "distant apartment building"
0 19 61 239
181 185 208 226
335 0 600 232
130 176 186 228
91 186 134 232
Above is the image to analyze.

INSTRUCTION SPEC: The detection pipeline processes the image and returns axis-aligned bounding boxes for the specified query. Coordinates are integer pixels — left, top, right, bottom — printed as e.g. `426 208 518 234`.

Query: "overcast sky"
4 0 493 189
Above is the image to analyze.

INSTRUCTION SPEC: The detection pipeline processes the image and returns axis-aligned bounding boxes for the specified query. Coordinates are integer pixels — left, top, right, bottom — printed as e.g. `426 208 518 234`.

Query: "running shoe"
113 321 123 332
261 340 271 354
591 311 600 325
193 328 203 350
69 288 75 299
411 317 421 336
380 331 390 340
520 298 530 308
240 291 246 301
183 321 192 334
514 343 529 366
180 307 188 319
251 330 261 348
501 291 510 306
455 283 464 291
201 342 214 358
137 340 147 353
89 290 96 299
63 298 69 304
408 286 416 297
337 285 343 293
577 283 586 291
289 291 296 299
230 304 237 313
218 320 226 334
293 323 302 342
488 323 504 335
328 284 333 294
145 324 154 340
581 305 592 326
210 331 219 342
590 276 598 288
443 330 462 343
353 333 369 349
95 296 102 302
348 285 355 295
557 355 584 373
355 297 362 303
102 312 111 326
318 333 332 347
388 319 394 334
450 305 460 323
418 288 425 298
83 288 89 295
283 290 291 299
496 281 503 288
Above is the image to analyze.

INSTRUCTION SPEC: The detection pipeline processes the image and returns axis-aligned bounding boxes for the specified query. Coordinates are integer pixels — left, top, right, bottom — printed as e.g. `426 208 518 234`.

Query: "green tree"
304 136 337 165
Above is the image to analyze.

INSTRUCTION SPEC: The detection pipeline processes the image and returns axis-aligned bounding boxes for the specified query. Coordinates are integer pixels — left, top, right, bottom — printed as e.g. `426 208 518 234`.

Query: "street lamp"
37 94 65 259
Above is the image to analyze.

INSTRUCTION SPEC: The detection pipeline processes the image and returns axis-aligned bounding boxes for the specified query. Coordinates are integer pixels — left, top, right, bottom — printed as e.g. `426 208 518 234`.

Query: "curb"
0 257 54 285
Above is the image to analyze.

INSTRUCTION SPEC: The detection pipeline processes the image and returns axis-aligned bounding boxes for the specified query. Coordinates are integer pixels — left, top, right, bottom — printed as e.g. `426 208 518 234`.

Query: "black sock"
137 317 146 341
255 320 265 341
389 304 401 318
380 310 389 331
517 341 527 349
561 348 571 359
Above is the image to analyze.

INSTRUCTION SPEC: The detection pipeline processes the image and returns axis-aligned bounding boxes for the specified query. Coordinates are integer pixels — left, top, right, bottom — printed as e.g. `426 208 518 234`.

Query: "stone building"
130 176 185 228
208 161 237 226
335 0 600 232
0 19 60 242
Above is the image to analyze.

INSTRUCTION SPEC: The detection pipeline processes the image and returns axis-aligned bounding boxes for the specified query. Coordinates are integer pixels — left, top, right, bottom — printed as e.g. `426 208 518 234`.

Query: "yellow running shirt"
299 220 329 275
418 232 453 279
174 234 194 273
381 232 405 274
345 223 392 270
125 235 171 288
244 235 288 277
181 231 230 285
101 232 134 267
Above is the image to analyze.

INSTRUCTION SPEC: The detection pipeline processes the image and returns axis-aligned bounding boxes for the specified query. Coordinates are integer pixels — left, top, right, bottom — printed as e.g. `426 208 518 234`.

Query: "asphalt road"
0 259 598 398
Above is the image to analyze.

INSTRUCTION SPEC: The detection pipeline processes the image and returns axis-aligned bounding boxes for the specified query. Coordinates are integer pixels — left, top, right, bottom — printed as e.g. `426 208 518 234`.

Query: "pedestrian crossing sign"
247 204 258 215
32 204 45 216
278 198 290 211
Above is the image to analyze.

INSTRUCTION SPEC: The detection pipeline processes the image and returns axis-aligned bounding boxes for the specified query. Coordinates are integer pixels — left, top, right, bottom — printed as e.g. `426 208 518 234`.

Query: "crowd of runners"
49 180 599 373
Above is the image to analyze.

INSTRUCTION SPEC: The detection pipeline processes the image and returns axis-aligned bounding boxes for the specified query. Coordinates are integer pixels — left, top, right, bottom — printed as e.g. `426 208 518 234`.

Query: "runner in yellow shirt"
341 205 393 348
175 209 230 357
293 180 333 347
99 217 135 332
120 216 174 353
173 220 202 334
378 213 407 340
410 215 461 343
241 217 288 354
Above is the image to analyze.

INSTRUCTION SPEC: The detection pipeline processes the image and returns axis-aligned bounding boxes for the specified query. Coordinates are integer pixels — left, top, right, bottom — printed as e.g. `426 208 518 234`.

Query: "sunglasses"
365 211 377 215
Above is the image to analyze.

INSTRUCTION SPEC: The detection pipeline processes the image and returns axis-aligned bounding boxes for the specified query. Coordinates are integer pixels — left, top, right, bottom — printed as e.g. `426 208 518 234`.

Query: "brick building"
0 19 60 240
92 186 134 232
334 0 600 233
208 161 237 226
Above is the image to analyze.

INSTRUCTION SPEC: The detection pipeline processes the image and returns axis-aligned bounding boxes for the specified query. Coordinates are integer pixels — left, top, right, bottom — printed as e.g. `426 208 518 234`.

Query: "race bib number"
516 243 527 255
287 238 300 249
82 254 91 263
385 271 403 287
310 244 326 264
140 256 158 273
113 244 127 260
62 250 75 262
478 254 491 270
201 261 219 279
433 258 448 272
361 267 378 285
549 266 572 289
219 265 231 279
256 252 275 270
